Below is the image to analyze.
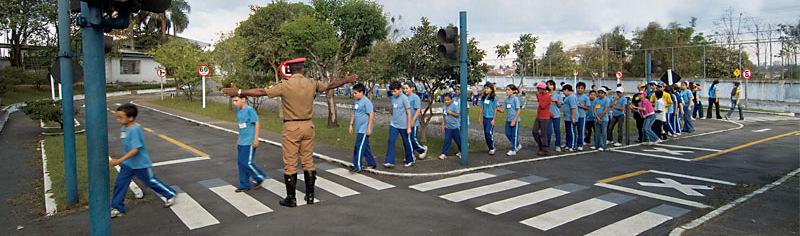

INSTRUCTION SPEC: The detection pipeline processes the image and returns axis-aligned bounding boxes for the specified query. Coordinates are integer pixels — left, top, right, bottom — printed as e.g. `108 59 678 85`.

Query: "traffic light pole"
78 2 111 235
458 11 469 166
645 51 652 93
57 0 78 207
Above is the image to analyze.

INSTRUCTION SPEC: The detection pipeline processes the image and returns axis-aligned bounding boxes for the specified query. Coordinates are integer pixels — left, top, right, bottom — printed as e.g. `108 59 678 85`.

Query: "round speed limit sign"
742 68 752 80
197 64 211 77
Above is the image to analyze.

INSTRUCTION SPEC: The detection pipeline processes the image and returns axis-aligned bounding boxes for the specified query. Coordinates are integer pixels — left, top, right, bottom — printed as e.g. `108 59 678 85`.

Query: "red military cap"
284 57 306 65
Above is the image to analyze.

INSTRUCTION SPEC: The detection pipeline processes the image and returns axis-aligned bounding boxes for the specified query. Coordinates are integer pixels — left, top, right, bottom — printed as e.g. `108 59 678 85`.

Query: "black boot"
304 170 317 204
279 174 297 207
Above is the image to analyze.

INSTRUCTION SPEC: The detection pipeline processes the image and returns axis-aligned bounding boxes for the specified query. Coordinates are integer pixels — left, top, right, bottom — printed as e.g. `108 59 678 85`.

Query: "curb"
0 102 24 134
40 140 57 216
133 101 746 177
669 167 800 236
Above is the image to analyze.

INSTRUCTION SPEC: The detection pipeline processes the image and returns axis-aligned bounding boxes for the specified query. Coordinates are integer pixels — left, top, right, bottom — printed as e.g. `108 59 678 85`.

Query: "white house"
105 49 163 84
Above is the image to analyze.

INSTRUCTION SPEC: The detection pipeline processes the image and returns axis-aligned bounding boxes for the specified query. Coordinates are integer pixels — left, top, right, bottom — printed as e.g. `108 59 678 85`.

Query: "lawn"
149 98 488 157
0 86 50 106
44 134 120 211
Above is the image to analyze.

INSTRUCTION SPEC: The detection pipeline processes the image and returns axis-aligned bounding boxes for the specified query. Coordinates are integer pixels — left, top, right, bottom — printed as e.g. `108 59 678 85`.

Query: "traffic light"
76 0 171 14
437 26 459 60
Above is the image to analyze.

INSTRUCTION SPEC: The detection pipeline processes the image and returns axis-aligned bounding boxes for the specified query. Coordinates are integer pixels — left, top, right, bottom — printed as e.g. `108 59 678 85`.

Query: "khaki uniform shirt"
265 74 329 121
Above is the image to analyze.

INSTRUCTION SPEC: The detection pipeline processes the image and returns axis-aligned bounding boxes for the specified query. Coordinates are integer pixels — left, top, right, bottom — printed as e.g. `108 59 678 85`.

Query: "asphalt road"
19 96 800 235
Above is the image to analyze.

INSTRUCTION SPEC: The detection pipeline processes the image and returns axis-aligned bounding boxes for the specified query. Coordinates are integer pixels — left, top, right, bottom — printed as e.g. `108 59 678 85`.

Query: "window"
120 60 140 75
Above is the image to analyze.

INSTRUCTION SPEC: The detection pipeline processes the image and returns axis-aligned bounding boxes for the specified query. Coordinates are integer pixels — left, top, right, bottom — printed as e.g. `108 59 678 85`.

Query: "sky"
178 0 800 64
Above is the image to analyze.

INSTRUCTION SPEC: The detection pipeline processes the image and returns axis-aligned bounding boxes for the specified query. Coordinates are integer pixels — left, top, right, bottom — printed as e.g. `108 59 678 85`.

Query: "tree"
281 0 389 127
541 41 574 76
168 0 191 37
495 44 510 68
150 39 209 101
513 33 538 76
345 40 400 97
0 0 56 68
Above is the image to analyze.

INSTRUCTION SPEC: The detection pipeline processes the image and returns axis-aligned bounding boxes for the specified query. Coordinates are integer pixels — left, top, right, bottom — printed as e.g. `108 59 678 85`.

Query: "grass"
0 86 50 105
44 134 120 211
149 98 487 156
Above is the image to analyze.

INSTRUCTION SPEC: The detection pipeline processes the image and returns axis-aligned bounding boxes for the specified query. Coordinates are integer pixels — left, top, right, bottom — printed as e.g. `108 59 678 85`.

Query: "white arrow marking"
638 178 713 197
642 147 694 156
752 128 771 132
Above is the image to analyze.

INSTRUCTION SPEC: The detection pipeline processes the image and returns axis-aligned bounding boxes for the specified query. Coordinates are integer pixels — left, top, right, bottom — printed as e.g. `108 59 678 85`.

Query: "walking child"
110 103 176 218
404 82 428 159
545 80 563 151
232 95 268 192
439 93 463 160
479 83 499 155
532 82 552 156
575 82 590 151
592 88 610 151
653 90 668 140
585 90 597 148
607 87 628 147
384 81 415 168
499 84 523 156
562 84 578 151
637 92 659 144
349 83 377 172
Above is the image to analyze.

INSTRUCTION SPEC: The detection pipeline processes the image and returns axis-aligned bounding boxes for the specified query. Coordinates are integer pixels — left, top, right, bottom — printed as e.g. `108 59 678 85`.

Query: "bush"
21 100 79 129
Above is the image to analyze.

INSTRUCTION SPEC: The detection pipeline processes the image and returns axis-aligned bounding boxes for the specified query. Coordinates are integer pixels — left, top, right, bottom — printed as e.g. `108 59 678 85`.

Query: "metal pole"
458 11 469 166
739 44 747 108
57 0 78 207
79 2 111 235
202 76 207 108
645 51 652 92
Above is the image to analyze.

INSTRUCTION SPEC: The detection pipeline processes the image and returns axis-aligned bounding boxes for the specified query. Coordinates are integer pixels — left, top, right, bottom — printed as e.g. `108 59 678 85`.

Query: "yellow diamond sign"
733 68 741 78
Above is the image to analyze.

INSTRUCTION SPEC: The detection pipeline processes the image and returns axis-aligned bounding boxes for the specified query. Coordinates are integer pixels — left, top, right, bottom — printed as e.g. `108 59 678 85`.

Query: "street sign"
615 71 623 79
733 68 740 78
156 68 167 78
742 68 752 80
197 64 211 77
573 70 578 77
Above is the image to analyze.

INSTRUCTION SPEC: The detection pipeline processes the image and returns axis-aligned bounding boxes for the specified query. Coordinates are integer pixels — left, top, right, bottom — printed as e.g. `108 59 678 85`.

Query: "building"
105 49 163 84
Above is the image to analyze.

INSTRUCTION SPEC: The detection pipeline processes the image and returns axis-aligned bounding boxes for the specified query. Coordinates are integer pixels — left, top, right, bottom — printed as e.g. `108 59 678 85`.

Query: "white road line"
324 168 395 190
298 172 359 197
594 182 711 208
476 183 587 215
152 157 211 167
165 186 220 230
440 175 546 202
40 140 56 216
261 178 319 206
199 179 272 217
611 149 693 162
752 128 771 132
520 193 634 231
410 169 514 192
648 170 736 186
587 204 689 236
654 144 721 152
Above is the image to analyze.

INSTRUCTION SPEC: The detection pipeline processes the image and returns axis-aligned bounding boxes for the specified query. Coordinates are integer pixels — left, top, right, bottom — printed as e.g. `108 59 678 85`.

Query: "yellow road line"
598 170 650 183
692 130 800 161
141 126 210 157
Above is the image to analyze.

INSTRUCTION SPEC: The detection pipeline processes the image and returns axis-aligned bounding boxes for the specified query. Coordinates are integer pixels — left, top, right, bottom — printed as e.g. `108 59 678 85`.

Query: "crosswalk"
154 164 394 230
410 169 692 235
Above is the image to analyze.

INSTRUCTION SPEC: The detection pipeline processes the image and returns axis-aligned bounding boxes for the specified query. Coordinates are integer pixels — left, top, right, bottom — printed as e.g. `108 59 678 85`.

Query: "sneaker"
516 144 523 151
418 146 428 159
598 148 604 152
403 162 415 167
111 208 124 218
253 180 263 189
456 152 462 159
235 187 250 193
383 163 395 169
691 117 696 120
506 150 517 156
613 142 622 147
163 196 176 208
577 147 584 151
366 165 377 170
590 146 597 150
438 154 447 160
488 149 496 155
555 147 562 152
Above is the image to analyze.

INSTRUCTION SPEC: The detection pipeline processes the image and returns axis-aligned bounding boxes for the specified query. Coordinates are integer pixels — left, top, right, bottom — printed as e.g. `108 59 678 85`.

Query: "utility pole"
57 0 78 207
458 11 469 166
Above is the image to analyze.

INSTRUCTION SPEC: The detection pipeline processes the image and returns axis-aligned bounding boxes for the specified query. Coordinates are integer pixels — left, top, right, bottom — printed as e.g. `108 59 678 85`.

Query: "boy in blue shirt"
385 81 415 168
575 82 590 151
680 82 695 133
499 84 523 156
232 95 268 192
562 85 578 152
608 87 628 147
593 88 611 151
403 82 428 159
110 104 176 218
438 93 463 160
585 90 597 148
349 84 376 172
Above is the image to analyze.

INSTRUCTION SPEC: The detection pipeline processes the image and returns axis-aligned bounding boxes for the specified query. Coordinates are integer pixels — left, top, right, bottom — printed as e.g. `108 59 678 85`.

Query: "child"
545 80 563 152
500 84 523 156
404 82 428 159
533 82 552 156
349 83 377 172
593 88 610 151
110 103 176 218
575 82 590 151
632 83 646 142
680 82 695 133
638 92 659 144
562 84 578 152
585 90 597 148
654 90 667 140
439 93 462 160
608 87 628 147
672 84 683 136
479 83 499 155
385 81 415 168
232 95 268 192
664 86 677 137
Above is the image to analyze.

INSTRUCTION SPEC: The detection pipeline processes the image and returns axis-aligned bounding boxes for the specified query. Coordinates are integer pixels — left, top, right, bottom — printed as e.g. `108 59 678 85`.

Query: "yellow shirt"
650 92 672 107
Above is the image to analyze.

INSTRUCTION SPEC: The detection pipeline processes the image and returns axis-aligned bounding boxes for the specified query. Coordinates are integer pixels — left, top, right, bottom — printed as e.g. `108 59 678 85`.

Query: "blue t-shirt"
586 99 597 121
611 96 629 117
120 124 152 169
390 94 411 129
562 93 578 122
354 97 374 134
408 93 422 127
237 106 259 146
504 96 522 122
668 94 677 113
593 97 610 122
481 97 498 118
443 103 460 129
577 94 590 119
604 97 614 120
549 92 562 118
708 85 717 99
681 90 693 106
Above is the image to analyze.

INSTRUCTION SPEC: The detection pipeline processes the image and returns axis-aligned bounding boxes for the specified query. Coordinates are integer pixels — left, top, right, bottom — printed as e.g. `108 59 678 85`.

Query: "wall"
105 57 163 84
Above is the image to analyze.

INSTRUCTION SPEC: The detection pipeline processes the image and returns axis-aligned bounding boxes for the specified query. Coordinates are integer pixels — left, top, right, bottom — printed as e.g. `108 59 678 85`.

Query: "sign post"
573 70 578 87
615 71 623 84
743 68 751 108
197 64 211 108
156 68 167 100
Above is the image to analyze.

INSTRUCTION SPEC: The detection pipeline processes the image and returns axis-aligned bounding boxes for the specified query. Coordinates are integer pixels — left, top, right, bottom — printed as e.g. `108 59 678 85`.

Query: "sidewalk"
684 175 799 236
0 112 45 233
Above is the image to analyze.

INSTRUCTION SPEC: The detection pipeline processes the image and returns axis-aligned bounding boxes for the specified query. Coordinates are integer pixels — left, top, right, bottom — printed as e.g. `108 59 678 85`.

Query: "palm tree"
131 0 191 43
495 43 510 68
168 0 191 37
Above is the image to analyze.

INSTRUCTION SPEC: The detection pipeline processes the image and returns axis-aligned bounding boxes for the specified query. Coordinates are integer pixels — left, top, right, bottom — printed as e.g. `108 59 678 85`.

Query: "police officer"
221 58 357 207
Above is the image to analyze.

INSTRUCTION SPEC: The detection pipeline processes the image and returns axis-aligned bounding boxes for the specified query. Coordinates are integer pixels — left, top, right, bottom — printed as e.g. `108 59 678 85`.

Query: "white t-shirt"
655 99 667 121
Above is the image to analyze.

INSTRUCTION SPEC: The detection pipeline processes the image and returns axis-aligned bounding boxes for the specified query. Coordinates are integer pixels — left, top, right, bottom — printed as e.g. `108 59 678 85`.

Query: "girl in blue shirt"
479 83 499 155
499 84 523 156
